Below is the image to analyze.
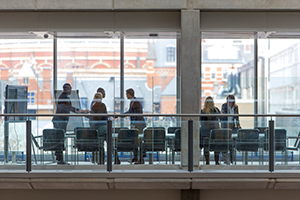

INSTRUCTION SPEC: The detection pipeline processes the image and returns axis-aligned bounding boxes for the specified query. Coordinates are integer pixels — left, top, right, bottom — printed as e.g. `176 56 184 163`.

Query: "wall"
3 189 300 200
0 189 181 200
2 0 300 10
201 190 300 200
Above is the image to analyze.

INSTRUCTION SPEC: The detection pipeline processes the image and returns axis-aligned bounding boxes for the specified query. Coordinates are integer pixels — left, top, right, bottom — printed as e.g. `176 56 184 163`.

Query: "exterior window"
211 67 216 80
166 47 175 62
223 68 228 80
28 92 35 105
23 78 29 84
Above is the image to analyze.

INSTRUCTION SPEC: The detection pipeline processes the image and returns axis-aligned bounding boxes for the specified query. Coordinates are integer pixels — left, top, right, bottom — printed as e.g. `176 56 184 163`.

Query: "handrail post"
269 119 274 172
107 119 112 172
188 119 193 172
26 119 32 172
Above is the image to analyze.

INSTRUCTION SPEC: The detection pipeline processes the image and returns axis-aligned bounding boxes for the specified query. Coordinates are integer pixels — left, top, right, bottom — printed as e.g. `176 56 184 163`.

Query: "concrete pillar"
181 189 200 200
180 10 201 168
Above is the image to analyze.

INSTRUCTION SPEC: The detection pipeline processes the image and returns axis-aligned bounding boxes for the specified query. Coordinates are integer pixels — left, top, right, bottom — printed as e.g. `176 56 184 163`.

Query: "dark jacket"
200 107 221 138
52 92 79 122
125 97 146 132
221 103 240 129
89 102 107 129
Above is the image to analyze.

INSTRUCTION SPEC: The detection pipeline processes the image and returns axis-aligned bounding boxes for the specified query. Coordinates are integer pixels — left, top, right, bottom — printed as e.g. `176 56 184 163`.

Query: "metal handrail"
1 113 300 117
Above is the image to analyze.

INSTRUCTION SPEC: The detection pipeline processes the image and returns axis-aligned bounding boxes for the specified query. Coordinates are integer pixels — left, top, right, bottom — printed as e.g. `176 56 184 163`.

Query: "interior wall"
0 189 181 200
200 189 300 200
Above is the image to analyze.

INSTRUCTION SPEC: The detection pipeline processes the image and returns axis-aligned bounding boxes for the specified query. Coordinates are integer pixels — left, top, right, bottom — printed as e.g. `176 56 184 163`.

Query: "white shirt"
228 106 235 123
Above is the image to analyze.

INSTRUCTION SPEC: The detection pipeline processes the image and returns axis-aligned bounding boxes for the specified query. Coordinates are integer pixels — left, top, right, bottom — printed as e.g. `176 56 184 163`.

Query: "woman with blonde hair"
200 96 221 165
88 92 109 164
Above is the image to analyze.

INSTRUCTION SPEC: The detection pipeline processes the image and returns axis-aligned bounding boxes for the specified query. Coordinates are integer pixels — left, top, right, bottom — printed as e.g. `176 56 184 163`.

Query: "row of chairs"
207 128 300 164
40 126 177 164
39 126 300 165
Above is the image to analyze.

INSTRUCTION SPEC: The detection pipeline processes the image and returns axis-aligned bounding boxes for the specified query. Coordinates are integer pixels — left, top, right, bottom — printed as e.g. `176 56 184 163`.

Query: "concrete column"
181 189 200 200
180 10 201 168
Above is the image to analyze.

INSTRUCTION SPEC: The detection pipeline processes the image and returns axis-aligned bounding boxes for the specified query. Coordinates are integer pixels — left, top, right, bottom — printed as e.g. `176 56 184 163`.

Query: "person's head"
126 88 135 99
226 94 236 107
96 87 106 98
93 92 103 103
204 96 215 113
63 83 72 95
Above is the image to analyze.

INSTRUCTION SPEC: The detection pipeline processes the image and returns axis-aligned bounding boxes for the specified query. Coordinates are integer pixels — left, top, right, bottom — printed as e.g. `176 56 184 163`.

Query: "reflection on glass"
259 39 300 167
124 39 178 115
0 39 53 168
201 38 255 132
199 118 269 167
112 117 182 168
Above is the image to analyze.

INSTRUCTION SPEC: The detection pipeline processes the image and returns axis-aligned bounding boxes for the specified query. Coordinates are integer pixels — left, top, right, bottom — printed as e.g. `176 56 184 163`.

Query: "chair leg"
51 151 55 163
130 152 133 164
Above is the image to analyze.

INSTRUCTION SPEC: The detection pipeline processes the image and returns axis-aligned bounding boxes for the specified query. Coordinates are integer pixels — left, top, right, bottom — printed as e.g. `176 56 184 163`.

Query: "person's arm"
235 106 241 128
220 103 226 128
215 107 221 120
102 103 108 120
90 100 94 110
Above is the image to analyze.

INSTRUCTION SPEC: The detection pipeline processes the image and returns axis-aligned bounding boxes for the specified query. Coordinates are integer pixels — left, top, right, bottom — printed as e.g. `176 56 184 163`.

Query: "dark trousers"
52 121 67 162
132 121 146 160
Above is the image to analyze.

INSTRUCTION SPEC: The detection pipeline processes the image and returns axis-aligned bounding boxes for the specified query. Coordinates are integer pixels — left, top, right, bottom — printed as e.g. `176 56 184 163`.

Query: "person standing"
89 92 110 164
90 87 106 109
200 96 221 165
221 94 241 164
124 88 146 164
52 83 86 164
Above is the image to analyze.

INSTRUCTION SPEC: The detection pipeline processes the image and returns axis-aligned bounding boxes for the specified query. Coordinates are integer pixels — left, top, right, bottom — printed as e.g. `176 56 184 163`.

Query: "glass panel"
258 38 300 170
112 117 183 170
0 39 53 170
198 117 269 169
124 39 178 115
201 37 255 117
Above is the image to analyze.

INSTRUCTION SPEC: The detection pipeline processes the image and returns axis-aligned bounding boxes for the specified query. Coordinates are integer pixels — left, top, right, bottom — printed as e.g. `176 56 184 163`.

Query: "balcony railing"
0 113 298 173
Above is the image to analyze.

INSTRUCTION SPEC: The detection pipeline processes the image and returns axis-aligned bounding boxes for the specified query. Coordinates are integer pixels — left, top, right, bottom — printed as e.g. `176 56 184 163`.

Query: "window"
23 78 29 84
166 47 175 62
223 68 228 80
211 67 216 80
27 92 35 105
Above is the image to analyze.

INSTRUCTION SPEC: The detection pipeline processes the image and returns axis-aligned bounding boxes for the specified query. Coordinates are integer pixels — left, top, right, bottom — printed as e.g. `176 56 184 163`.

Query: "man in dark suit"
221 94 241 165
52 83 86 164
125 88 146 164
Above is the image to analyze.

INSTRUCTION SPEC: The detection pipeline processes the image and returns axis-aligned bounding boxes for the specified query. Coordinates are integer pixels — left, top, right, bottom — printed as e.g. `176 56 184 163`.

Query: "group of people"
52 83 145 165
51 83 240 166
200 94 241 165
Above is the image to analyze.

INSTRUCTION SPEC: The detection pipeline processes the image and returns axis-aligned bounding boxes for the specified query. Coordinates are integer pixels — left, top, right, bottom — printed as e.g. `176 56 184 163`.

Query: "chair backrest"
255 126 268 133
117 129 139 144
115 129 139 151
143 127 166 151
168 127 181 134
76 128 98 140
210 128 232 140
209 128 232 152
113 127 128 134
43 129 65 151
75 128 100 151
264 129 287 151
236 129 259 152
